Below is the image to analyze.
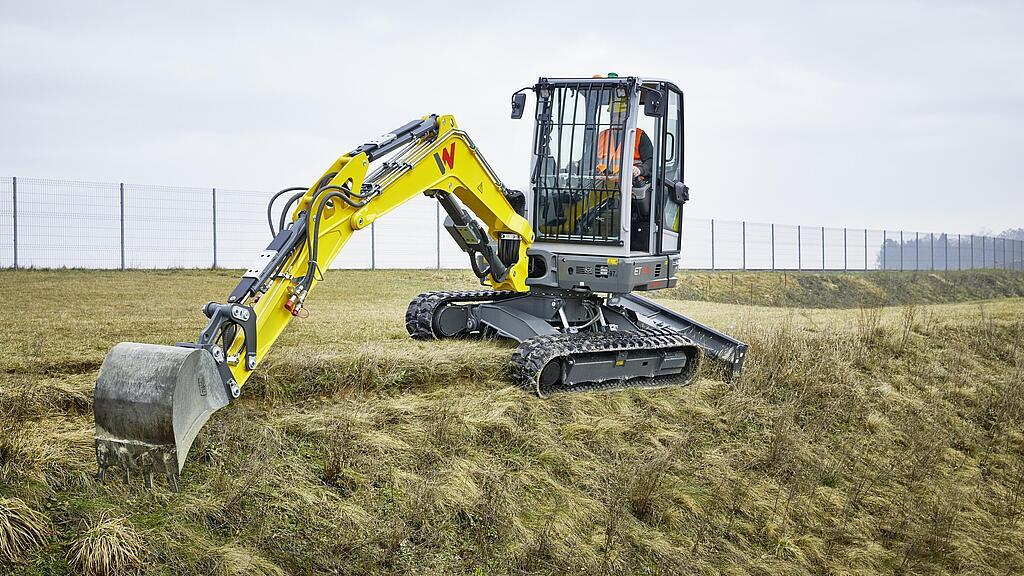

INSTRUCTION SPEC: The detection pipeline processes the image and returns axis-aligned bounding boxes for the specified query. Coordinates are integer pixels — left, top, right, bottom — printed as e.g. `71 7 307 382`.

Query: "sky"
0 0 1021 235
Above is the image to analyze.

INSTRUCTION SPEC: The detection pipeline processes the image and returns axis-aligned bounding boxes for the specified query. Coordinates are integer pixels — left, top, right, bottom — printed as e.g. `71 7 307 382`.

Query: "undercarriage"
406 288 746 396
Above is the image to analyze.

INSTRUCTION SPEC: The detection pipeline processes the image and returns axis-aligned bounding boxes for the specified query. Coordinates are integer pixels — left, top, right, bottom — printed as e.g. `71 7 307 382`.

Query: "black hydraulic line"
576 300 601 330
277 191 306 233
470 252 490 279
304 190 350 291
298 182 378 287
267 187 308 236
329 184 375 200
314 184 372 206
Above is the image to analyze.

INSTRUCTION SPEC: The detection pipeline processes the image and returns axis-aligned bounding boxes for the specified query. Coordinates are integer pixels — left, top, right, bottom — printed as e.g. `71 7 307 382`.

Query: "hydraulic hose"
277 191 306 233
266 187 308 236
303 190 349 292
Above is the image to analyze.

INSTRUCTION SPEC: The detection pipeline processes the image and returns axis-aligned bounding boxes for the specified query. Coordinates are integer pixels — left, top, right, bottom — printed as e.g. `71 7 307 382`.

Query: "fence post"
370 222 376 270
900 231 904 271
915 232 919 270
843 227 847 271
741 221 746 270
119 182 125 270
435 201 441 269
797 225 801 270
11 176 16 269
945 234 949 271
971 235 974 269
821 226 825 270
864 229 868 270
883 229 887 270
710 219 715 270
943 234 947 272
212 188 218 269
930 233 934 270
770 223 775 270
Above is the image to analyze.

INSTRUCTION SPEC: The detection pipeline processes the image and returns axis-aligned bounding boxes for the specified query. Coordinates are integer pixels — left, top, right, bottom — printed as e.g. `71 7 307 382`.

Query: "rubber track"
405 289 520 339
510 328 702 397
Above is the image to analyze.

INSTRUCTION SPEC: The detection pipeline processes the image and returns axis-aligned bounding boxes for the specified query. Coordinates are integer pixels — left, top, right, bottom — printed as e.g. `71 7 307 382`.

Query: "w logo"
433 142 456 174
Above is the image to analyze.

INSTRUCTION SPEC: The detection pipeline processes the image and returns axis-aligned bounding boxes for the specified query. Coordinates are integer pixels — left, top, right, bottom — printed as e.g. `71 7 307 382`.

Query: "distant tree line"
877 231 1022 271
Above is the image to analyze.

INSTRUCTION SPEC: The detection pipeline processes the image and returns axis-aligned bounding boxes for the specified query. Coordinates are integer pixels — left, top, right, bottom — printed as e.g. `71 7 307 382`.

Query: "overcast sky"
1 1 1021 234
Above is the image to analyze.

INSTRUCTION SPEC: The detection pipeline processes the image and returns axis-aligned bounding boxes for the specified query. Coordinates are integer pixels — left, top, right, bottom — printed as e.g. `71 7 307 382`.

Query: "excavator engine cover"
94 342 229 490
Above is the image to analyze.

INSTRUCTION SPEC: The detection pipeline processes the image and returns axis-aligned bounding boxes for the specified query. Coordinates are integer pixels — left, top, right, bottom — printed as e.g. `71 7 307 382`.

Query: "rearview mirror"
665 179 689 204
643 89 665 117
511 92 527 119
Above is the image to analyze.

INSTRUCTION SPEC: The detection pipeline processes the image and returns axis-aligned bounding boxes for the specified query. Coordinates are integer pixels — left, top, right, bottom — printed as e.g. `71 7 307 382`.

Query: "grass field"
1 269 1023 575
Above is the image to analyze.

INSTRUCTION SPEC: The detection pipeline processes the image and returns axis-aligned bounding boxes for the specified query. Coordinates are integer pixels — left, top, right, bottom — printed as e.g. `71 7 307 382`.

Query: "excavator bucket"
93 342 229 491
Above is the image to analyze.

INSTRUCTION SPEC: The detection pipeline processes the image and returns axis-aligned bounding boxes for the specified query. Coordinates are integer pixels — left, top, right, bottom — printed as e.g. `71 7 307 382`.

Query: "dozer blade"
93 342 229 491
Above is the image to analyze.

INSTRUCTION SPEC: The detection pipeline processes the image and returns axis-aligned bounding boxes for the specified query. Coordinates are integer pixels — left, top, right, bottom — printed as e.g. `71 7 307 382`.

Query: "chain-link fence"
1 176 1021 271
681 220 1023 271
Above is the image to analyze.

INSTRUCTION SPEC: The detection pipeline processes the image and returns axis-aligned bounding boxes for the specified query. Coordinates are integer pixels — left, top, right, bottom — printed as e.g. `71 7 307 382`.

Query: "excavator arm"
220 114 531 390
93 114 533 489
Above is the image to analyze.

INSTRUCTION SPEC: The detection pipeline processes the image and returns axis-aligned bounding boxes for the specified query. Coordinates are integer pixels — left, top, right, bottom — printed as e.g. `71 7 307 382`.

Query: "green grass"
1 269 1023 575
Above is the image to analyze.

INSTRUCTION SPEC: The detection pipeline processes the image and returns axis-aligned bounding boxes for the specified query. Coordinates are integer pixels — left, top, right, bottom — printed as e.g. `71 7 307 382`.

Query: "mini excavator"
94 75 748 490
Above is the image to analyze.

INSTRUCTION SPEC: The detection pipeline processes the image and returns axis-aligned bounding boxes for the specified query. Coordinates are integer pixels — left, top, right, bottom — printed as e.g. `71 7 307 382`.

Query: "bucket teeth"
95 438 181 491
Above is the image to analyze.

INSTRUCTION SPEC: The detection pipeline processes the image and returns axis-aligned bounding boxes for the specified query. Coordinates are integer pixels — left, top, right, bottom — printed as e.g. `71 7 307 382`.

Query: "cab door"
656 87 685 255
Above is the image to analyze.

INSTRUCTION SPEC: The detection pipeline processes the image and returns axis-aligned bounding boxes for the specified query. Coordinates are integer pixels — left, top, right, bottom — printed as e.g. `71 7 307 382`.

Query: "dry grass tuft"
0 496 51 562
67 514 145 576
209 543 285 576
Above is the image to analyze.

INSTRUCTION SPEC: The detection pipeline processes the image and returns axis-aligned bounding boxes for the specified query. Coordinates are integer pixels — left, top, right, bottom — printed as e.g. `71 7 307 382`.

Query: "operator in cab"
595 96 655 250
595 97 654 196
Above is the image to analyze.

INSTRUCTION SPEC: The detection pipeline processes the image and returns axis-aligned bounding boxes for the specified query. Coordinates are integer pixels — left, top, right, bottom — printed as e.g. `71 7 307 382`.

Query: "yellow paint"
226 115 532 388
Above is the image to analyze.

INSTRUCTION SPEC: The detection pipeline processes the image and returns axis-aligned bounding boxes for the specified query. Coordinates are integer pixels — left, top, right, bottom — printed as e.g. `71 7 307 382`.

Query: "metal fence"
1 176 1021 271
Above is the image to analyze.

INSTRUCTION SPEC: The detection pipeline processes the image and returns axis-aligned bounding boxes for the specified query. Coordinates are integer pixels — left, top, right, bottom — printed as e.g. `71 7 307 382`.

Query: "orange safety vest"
596 128 645 174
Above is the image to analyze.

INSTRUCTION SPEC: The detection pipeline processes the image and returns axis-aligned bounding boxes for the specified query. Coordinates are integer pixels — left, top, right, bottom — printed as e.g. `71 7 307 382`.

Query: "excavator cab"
515 76 690 293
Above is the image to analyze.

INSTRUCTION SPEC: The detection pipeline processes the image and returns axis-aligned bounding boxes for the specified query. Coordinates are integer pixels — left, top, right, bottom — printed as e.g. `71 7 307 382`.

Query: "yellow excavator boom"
225 114 532 389
93 114 532 489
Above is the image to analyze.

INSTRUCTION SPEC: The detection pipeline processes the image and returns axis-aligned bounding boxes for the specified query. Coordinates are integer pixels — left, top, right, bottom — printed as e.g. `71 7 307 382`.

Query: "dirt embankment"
665 269 1024 308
